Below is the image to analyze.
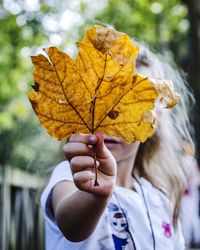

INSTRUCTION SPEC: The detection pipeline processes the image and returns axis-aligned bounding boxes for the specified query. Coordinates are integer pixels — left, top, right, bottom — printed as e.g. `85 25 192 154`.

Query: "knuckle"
68 134 95 145
63 143 68 153
73 176 85 191
63 143 93 158
69 134 78 142
70 157 79 167
70 156 94 173
70 157 85 173
69 134 86 143
63 144 73 159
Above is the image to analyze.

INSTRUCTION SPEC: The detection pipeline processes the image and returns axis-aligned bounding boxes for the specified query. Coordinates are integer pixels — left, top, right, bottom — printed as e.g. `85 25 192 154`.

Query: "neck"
116 154 137 190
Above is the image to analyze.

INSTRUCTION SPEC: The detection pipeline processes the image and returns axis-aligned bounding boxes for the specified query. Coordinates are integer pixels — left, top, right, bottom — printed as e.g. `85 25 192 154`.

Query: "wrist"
89 178 115 201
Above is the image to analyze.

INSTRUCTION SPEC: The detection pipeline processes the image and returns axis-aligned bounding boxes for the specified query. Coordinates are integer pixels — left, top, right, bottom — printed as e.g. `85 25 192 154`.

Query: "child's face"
110 216 127 232
103 135 140 163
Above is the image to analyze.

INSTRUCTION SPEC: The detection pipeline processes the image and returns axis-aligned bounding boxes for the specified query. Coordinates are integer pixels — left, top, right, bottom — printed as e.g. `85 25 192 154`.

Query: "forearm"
54 189 111 242
56 134 116 241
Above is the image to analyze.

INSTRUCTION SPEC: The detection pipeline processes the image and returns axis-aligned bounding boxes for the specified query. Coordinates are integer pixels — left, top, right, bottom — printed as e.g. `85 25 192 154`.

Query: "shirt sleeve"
40 161 73 222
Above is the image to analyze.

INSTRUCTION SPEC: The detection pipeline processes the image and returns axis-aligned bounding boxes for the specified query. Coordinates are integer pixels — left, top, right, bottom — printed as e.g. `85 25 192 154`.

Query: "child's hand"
63 134 117 198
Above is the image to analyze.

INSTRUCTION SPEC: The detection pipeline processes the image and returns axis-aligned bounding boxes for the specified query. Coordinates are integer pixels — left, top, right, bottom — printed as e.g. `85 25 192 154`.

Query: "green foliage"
0 15 45 103
0 0 190 173
0 2 59 173
96 0 189 64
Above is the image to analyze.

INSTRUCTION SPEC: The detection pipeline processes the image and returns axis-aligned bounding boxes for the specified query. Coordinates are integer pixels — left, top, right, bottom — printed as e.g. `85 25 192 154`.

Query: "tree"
96 0 189 65
0 1 61 173
183 0 200 161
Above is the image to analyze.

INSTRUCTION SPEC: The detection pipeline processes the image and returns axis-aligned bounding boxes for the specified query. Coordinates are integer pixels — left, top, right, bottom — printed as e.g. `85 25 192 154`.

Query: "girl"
40 44 194 250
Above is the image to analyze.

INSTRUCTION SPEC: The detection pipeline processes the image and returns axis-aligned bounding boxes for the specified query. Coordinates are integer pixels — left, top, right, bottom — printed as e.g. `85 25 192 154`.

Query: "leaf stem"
90 55 107 186
93 151 99 186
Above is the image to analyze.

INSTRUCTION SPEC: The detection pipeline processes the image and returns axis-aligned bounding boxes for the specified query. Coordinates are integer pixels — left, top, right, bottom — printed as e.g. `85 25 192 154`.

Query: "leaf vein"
45 51 91 131
94 77 149 130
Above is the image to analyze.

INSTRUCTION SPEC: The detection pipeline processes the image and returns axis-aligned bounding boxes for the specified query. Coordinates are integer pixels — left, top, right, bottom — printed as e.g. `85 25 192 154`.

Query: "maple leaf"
28 25 178 143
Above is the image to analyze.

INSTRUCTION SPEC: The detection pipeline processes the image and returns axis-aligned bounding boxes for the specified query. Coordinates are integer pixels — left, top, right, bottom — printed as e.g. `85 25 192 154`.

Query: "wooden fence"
0 166 45 250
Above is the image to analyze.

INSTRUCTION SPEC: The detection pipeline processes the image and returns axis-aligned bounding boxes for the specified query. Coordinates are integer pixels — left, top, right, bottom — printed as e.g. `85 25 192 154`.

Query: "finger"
69 134 97 145
93 133 111 159
93 133 117 176
73 171 95 186
70 156 100 174
63 142 93 160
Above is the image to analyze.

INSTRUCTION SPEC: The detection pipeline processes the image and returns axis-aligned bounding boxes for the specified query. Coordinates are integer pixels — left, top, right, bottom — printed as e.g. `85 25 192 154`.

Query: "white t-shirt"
40 161 185 250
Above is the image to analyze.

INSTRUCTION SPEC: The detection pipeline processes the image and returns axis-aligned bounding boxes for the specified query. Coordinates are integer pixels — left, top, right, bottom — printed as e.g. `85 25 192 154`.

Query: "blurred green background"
1 1 200 249
1 0 199 175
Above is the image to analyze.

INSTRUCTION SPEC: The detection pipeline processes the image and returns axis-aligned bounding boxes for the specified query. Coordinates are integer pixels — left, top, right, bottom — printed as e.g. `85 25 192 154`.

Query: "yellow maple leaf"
28 25 177 143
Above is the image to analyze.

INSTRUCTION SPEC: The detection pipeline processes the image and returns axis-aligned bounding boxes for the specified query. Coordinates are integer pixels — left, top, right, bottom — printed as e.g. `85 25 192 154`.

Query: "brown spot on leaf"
32 82 39 92
108 110 119 120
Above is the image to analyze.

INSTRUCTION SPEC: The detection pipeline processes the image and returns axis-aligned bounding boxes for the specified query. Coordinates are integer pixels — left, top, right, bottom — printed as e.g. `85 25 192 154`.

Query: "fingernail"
88 134 96 145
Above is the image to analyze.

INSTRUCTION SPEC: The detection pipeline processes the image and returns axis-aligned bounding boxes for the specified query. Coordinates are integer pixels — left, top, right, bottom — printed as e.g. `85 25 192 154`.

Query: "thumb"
93 133 110 160
93 134 116 177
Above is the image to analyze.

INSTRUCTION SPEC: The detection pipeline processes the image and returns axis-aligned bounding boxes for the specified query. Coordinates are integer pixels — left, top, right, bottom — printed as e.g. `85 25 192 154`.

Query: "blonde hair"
134 43 195 225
